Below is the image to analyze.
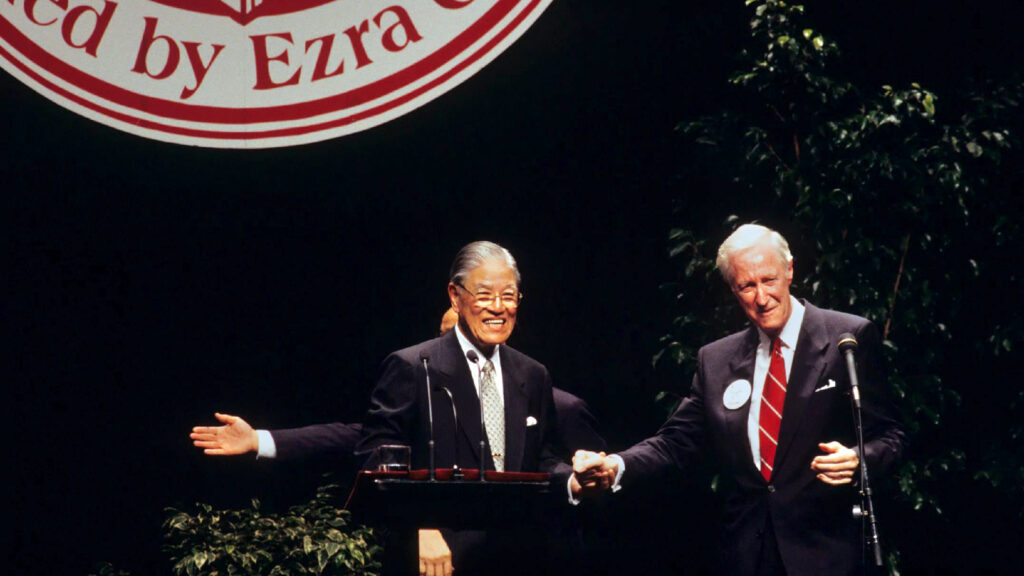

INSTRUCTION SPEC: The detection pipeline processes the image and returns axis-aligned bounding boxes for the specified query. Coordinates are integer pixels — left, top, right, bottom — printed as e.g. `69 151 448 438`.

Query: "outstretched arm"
190 412 259 456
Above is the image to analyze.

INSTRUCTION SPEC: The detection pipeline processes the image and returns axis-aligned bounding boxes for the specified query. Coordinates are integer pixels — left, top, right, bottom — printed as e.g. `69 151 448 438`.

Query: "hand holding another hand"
570 450 617 497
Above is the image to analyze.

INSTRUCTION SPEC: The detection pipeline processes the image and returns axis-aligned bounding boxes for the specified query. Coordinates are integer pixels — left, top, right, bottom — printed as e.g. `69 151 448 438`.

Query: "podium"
346 469 552 576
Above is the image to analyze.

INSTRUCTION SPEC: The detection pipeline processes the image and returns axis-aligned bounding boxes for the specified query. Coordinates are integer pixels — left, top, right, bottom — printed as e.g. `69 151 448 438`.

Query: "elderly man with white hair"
573 223 906 576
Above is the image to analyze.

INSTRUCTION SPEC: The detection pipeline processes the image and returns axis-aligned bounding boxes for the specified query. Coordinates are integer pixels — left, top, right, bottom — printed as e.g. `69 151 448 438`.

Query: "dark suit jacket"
619 301 906 576
270 422 362 461
356 330 571 575
265 390 599 462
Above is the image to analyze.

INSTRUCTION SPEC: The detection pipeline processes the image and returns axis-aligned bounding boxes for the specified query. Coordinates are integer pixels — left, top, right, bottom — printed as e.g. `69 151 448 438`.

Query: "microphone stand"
839 335 884 570
465 350 487 483
440 387 465 480
422 357 436 482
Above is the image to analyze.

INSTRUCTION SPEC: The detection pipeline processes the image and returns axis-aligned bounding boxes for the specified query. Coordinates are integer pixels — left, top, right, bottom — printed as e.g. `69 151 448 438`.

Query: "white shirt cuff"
567 475 580 506
256 429 277 459
608 454 625 492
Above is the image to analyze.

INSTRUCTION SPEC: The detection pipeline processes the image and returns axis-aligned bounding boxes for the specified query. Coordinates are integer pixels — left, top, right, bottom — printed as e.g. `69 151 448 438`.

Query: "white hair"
716 224 792 283
449 241 521 287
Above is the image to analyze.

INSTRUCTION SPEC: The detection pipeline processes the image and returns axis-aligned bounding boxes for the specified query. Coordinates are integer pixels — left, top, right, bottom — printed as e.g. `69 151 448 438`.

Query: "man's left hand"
810 441 859 485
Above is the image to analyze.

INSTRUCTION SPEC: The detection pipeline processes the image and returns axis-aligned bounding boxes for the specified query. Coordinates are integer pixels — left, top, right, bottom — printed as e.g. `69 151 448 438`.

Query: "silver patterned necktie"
479 359 505 471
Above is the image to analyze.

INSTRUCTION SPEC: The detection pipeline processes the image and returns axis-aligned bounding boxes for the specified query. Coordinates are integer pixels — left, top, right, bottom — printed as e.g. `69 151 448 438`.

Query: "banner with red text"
1 0 552 148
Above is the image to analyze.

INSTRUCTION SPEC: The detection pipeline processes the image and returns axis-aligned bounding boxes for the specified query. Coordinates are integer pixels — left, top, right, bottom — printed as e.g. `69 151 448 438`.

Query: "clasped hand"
570 450 616 496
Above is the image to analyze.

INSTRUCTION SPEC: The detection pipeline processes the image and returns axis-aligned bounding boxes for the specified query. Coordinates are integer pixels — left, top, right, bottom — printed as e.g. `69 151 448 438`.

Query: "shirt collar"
454 324 499 363
757 295 805 350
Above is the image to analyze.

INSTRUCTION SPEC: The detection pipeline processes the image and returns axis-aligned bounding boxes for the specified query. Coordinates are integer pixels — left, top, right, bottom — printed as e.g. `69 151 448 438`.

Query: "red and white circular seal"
1 0 552 148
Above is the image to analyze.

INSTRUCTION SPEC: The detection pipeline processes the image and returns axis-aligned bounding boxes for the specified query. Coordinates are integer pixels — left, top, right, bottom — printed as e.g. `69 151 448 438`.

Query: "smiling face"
728 242 794 339
447 258 519 356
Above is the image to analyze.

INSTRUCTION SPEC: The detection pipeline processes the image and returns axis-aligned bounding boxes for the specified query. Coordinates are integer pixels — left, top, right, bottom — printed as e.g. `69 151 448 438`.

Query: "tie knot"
481 359 495 376
772 338 783 354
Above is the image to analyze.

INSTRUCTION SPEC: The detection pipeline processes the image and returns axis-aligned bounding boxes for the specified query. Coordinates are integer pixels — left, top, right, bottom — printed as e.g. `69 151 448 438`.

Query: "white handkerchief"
815 379 837 392
526 416 538 427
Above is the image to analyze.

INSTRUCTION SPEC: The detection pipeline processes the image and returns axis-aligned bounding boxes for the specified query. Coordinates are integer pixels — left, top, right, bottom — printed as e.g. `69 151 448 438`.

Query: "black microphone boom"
465 350 487 482
439 386 464 479
420 353 436 482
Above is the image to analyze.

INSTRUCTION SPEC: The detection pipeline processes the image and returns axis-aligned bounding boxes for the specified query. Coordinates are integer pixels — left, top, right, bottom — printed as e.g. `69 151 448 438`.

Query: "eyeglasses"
454 283 523 309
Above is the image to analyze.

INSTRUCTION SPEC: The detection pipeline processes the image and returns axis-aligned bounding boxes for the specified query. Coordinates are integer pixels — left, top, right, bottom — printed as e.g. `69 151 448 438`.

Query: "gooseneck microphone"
439 386 464 479
836 332 883 567
420 353 436 482
465 349 487 482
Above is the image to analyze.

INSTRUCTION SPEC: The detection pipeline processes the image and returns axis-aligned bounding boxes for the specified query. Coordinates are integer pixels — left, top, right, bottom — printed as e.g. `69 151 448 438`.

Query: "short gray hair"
449 241 521 287
716 224 792 283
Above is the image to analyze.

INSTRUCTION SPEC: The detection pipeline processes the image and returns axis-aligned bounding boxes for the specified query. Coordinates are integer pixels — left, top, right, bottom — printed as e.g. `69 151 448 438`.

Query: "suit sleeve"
538 370 573 485
269 422 362 461
853 321 907 477
354 352 419 470
553 390 607 456
617 347 709 485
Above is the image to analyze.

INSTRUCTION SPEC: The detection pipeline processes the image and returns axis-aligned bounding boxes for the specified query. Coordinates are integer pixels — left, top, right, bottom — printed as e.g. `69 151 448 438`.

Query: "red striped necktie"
759 338 787 481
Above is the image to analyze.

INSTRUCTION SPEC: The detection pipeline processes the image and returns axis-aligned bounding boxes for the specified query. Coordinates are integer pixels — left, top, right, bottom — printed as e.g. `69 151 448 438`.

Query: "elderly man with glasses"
356 241 572 576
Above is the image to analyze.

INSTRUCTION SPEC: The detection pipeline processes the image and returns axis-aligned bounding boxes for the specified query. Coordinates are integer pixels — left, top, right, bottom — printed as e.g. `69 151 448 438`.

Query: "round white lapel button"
723 379 752 410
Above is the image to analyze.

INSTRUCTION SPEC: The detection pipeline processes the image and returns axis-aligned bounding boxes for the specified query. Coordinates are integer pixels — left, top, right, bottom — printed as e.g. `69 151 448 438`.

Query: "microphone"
837 333 861 409
836 332 884 567
421 352 436 481
439 386 464 479
465 350 487 482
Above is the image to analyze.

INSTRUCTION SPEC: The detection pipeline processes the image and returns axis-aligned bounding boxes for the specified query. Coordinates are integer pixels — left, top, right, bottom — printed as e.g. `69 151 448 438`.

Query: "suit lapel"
500 346 527 472
726 328 761 478
433 332 484 466
774 302 828 472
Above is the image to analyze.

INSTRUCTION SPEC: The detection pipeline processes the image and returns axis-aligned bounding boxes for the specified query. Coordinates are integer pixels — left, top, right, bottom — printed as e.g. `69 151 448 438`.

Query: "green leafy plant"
163 484 381 576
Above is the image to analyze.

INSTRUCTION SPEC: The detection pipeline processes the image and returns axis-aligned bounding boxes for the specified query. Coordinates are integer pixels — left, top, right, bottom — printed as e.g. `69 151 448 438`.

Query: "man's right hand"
570 450 617 497
418 529 453 576
190 413 259 456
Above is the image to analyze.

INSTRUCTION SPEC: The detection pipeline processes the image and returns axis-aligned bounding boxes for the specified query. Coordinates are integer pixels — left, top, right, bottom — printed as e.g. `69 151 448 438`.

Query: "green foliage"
660 0 1024 529
163 484 381 576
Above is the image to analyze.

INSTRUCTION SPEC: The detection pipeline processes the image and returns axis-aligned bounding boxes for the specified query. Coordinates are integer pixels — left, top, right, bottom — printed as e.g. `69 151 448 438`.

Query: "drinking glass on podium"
377 445 411 472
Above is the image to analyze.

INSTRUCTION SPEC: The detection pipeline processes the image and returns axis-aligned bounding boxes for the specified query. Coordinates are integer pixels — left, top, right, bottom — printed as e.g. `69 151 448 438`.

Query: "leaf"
922 92 936 117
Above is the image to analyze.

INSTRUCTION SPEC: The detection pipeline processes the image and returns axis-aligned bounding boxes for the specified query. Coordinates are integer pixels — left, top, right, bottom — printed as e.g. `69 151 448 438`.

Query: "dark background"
6 1 1022 574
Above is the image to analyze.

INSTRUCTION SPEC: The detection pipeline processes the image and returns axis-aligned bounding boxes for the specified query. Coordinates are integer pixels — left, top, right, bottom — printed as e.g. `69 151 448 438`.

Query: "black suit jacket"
265 390 599 462
356 330 571 575
356 330 568 478
269 422 362 461
619 301 906 576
